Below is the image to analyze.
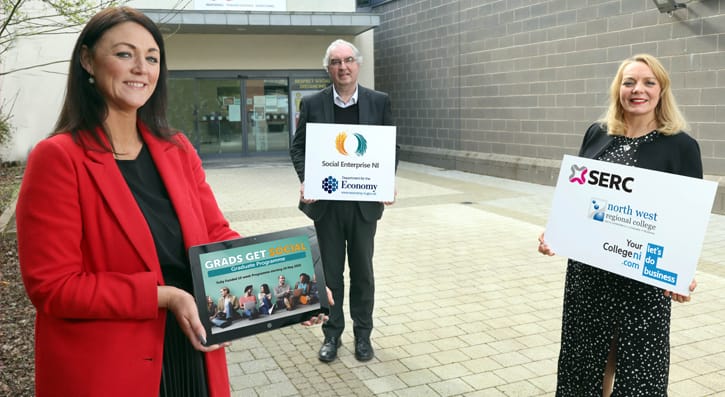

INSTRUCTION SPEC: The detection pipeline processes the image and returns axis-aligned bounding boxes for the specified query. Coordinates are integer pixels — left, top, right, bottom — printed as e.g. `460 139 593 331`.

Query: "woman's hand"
664 279 697 303
537 232 555 256
158 286 230 351
301 287 334 326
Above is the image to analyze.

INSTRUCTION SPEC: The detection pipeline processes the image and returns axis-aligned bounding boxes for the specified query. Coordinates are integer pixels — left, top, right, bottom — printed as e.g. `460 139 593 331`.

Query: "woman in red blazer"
16 7 238 397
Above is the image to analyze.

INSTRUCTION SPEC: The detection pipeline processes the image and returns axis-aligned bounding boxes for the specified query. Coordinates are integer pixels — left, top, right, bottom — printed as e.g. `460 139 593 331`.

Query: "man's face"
279 276 285 285
326 44 359 91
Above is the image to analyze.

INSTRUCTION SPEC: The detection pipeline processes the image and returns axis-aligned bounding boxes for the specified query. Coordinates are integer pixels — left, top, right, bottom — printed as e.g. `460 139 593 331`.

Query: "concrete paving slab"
203 160 725 397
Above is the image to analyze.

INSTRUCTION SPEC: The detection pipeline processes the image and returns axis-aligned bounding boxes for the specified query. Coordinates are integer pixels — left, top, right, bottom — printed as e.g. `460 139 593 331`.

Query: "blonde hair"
599 54 687 136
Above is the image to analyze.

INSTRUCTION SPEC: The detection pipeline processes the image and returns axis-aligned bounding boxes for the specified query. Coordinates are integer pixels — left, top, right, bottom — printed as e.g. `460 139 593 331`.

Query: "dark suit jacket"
17 124 238 397
290 84 399 222
579 123 703 178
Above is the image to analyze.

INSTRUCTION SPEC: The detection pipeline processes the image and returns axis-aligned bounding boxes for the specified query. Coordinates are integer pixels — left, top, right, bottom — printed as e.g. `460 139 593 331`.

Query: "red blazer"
16 124 239 397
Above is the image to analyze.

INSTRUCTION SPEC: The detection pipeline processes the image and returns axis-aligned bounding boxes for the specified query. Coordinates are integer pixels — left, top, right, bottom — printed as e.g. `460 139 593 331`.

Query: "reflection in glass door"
166 77 198 147
245 79 289 153
168 77 292 157
197 80 243 155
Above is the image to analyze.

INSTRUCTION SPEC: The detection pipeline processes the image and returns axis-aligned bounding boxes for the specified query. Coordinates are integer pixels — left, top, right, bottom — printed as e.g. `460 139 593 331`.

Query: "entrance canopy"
139 9 380 35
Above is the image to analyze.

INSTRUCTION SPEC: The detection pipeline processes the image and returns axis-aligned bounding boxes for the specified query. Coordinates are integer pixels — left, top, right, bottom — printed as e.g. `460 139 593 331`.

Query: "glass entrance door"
197 79 243 155
168 76 293 158
245 78 290 153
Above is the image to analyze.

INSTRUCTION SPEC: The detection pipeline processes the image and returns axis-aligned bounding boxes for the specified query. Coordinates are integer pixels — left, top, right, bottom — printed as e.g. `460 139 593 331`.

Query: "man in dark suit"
290 39 398 363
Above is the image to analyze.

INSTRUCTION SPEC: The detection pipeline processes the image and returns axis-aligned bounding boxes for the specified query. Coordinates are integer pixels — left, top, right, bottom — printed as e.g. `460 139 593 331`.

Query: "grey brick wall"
373 0 725 213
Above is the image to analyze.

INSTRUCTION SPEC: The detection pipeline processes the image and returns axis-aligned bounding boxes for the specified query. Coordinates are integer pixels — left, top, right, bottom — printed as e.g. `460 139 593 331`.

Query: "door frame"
168 70 329 159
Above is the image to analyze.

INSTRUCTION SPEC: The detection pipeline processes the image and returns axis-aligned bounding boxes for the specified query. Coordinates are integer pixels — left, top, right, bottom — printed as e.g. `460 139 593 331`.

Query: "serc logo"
569 164 588 184
569 163 634 193
335 132 368 156
322 176 339 194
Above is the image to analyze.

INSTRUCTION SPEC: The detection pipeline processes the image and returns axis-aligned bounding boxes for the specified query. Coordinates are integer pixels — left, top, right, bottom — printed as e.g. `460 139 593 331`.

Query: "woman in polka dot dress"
538 54 702 396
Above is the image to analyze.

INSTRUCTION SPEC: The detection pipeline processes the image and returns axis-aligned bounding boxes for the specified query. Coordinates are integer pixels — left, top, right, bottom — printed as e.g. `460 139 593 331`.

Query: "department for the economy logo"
335 131 368 156
321 176 339 194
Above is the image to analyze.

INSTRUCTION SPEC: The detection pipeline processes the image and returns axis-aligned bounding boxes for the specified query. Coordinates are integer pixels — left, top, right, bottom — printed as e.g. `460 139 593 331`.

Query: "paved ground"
203 159 725 397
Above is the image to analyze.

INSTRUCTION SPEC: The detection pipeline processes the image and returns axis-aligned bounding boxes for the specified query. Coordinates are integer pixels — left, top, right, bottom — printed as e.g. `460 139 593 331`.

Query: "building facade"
3 0 725 209
0 0 379 161
371 0 725 211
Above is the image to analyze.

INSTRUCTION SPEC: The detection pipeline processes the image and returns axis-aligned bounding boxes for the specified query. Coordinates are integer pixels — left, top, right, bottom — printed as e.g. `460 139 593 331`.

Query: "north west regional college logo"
335 132 368 156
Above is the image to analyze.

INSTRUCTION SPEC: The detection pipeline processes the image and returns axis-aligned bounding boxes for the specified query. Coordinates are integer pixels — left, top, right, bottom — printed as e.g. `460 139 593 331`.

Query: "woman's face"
81 21 160 116
619 61 661 120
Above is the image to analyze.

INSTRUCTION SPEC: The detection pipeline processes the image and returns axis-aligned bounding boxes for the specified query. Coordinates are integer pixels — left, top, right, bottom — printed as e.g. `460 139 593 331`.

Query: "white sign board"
545 155 717 295
194 0 285 11
303 123 396 202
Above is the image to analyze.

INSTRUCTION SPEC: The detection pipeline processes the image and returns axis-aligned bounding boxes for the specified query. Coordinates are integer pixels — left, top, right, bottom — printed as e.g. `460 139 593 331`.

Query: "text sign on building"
291 78 330 91
194 0 285 11
304 123 396 202
545 155 716 295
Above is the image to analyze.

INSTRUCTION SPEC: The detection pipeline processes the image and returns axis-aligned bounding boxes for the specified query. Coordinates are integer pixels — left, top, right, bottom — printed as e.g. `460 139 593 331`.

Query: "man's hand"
383 185 398 206
302 287 334 326
300 183 317 204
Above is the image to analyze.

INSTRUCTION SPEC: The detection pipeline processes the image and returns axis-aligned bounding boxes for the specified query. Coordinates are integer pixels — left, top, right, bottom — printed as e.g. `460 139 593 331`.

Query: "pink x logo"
569 165 588 184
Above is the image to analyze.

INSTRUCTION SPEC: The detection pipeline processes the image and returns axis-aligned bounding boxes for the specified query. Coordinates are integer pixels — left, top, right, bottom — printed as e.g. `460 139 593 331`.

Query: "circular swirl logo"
335 132 368 156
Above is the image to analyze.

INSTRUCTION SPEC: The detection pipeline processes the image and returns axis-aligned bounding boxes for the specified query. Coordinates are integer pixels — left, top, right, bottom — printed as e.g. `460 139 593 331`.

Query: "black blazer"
578 123 703 179
290 85 399 222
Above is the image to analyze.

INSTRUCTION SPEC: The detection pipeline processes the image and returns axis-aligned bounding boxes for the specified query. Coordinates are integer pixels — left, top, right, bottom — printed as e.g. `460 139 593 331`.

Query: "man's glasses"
329 56 356 67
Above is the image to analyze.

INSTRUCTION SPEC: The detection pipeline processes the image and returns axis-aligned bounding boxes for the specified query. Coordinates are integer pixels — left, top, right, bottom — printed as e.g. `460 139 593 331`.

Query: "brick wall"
373 0 725 213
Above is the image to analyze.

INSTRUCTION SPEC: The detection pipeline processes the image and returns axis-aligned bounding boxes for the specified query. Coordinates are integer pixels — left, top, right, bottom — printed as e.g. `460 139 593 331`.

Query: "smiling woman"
15 6 240 397
80 21 160 118
537 54 702 397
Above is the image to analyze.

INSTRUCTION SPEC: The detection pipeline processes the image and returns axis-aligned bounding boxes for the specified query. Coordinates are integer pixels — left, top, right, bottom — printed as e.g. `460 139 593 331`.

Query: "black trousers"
314 201 377 340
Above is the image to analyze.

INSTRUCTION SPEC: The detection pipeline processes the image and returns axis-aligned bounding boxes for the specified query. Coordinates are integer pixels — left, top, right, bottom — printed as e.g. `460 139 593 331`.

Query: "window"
356 0 391 10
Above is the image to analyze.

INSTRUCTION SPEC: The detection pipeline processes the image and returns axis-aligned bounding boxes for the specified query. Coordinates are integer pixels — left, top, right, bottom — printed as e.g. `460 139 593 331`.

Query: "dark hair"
53 6 173 151
244 285 253 294
299 273 310 284
260 283 270 294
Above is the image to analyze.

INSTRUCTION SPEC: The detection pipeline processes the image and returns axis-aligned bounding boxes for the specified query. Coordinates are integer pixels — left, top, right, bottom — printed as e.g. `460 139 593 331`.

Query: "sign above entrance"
291 78 330 91
193 0 285 11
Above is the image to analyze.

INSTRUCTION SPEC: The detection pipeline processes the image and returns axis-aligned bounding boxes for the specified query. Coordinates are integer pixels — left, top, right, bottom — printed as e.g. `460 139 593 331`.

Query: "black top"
117 144 208 397
116 145 189 290
334 103 360 124
577 123 703 178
